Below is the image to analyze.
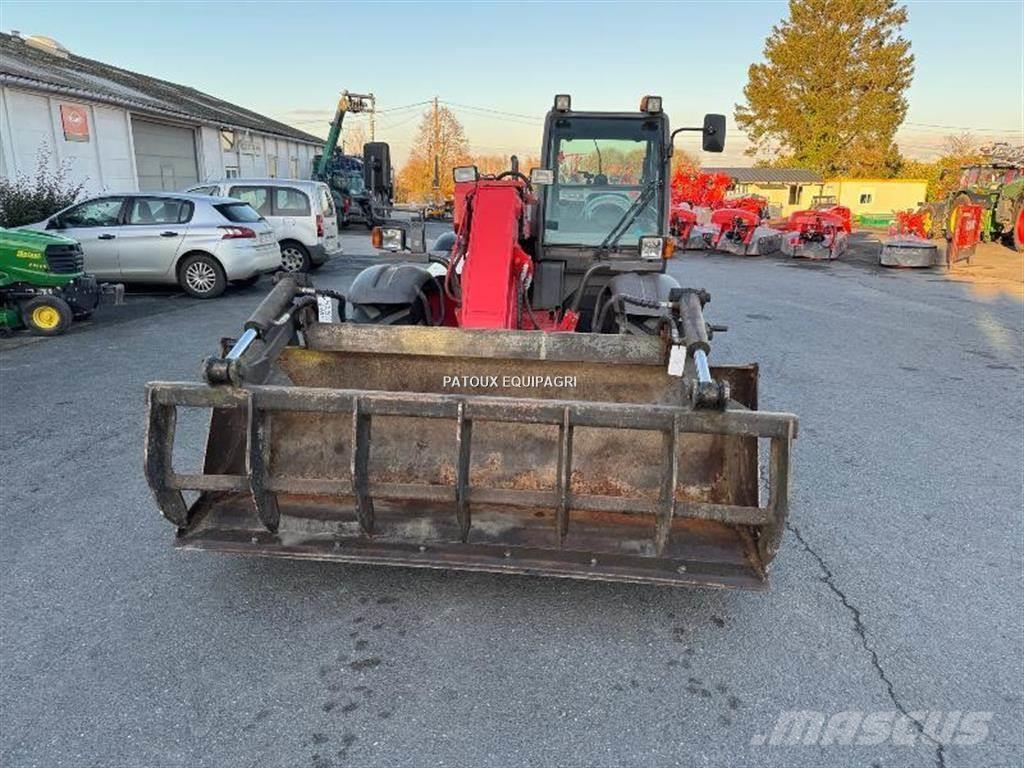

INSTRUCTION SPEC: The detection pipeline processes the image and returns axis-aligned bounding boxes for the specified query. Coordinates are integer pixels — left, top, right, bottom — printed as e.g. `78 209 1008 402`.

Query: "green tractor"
942 162 1024 252
0 227 123 336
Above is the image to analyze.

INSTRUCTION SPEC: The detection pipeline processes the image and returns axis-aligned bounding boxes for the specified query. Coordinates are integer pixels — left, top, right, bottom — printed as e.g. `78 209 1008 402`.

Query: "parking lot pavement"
1 225 1021 768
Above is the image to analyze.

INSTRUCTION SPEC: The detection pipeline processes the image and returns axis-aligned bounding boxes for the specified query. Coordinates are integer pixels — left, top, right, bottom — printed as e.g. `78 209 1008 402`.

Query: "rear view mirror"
702 114 726 153
363 142 392 196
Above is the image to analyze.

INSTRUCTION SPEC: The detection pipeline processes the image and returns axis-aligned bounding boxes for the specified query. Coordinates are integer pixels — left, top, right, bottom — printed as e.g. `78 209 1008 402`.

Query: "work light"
554 94 572 112
453 166 478 183
639 235 672 260
372 225 406 252
530 168 554 185
640 96 663 113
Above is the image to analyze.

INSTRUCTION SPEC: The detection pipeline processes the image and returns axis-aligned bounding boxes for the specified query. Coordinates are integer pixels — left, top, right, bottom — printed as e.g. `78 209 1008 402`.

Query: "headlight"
453 165 478 183
639 235 666 260
372 226 406 252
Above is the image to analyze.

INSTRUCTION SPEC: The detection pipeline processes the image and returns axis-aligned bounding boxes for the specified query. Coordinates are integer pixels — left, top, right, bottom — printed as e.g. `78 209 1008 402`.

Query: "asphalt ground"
1 225 1021 767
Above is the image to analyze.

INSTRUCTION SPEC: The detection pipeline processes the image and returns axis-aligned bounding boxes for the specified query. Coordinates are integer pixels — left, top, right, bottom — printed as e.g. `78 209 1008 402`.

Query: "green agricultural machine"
0 227 122 336
942 162 1024 252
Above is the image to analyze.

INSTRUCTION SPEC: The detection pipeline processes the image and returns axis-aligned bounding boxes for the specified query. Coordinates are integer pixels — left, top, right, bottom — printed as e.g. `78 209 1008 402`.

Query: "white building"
0 32 323 195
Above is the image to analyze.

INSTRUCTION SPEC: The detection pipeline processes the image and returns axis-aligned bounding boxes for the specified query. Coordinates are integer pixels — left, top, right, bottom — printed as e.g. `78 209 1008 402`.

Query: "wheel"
279 242 311 273
231 274 261 287
178 253 226 299
945 193 971 239
21 295 73 336
1011 199 1024 253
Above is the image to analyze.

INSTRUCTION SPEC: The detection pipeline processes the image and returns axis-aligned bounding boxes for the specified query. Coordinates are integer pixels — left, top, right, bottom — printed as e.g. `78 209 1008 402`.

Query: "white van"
187 179 341 272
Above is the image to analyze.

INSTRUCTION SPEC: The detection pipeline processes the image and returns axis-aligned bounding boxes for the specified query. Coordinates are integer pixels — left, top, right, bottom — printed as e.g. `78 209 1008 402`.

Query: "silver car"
26 193 282 298
186 179 342 272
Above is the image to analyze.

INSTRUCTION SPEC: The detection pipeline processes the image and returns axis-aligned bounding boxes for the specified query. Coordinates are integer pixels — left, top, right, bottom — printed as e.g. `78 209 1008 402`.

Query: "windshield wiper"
597 178 660 255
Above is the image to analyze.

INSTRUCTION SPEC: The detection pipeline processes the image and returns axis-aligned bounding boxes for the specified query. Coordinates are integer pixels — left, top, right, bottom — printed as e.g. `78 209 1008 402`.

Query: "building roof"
701 167 824 184
0 32 321 145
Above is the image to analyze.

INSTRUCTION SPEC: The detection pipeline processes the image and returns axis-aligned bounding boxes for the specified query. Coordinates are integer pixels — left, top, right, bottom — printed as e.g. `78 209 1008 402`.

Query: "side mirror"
702 114 726 153
530 168 554 186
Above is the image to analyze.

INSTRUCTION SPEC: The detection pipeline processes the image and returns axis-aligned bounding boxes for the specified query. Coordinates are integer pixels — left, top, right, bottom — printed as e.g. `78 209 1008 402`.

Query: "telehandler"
145 95 798 589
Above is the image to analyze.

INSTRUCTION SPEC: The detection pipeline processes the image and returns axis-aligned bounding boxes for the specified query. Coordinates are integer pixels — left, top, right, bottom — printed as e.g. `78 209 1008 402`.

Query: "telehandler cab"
145 95 798 589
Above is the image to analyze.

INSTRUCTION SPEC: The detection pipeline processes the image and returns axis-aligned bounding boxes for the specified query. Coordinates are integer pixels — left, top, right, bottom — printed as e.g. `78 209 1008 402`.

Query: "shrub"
0 146 86 228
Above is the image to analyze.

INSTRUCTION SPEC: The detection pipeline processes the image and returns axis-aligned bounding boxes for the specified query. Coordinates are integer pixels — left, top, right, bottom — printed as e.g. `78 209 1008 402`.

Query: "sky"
2 0 1022 167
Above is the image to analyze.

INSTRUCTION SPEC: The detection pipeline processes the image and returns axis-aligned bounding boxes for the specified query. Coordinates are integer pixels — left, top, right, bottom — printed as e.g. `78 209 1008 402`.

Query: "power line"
904 121 1021 134
441 101 544 123
375 100 432 114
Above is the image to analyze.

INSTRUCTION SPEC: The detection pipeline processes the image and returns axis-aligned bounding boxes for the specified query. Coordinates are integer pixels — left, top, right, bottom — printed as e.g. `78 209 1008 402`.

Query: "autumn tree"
395 105 472 203
473 154 542 177
735 0 914 177
896 133 985 201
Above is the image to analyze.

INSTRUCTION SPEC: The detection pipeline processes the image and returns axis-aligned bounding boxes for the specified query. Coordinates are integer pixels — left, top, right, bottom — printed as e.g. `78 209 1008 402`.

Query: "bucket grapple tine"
455 401 472 542
144 387 188 528
555 406 573 543
351 398 375 535
246 393 280 532
655 412 680 556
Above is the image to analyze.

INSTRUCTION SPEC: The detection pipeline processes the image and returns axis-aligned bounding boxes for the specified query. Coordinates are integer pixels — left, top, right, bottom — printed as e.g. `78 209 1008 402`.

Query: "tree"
735 0 914 177
342 123 369 155
395 104 472 203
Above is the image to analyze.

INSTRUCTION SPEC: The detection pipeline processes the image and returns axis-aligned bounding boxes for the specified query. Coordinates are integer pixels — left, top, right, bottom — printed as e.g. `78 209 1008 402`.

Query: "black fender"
347 263 435 306
430 231 456 256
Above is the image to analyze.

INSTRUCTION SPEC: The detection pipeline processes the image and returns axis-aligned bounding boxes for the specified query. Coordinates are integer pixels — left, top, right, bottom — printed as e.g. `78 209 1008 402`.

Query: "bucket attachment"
145 288 797 589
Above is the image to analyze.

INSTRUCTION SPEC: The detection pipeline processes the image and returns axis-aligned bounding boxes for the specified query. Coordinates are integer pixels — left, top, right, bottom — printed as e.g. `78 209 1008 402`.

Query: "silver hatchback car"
26 193 282 298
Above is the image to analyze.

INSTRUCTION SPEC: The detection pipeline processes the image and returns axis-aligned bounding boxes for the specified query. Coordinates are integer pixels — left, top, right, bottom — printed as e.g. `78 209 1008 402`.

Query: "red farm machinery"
144 95 798 590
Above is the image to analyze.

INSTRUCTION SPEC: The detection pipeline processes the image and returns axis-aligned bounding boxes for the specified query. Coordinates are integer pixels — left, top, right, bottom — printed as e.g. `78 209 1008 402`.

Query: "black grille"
45 243 84 274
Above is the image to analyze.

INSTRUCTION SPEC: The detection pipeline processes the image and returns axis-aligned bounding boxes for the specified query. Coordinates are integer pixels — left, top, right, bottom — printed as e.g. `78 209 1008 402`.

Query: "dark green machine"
0 227 122 336
941 162 1024 251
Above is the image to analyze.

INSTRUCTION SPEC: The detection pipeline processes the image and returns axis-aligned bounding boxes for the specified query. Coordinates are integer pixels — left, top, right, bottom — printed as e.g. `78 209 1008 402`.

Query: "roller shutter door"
131 118 199 191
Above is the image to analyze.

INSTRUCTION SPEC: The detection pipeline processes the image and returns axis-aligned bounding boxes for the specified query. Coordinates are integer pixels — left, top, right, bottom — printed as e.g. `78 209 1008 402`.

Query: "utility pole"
369 93 376 141
432 96 440 207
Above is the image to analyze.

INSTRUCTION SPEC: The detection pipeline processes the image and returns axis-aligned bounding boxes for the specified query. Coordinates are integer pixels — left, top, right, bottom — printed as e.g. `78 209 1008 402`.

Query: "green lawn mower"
1 227 123 336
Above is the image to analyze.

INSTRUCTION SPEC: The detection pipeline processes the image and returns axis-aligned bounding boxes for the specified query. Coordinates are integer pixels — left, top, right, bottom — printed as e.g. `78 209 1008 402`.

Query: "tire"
178 253 226 299
21 295 73 336
1011 199 1024 253
279 241 311 273
231 274 261 287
